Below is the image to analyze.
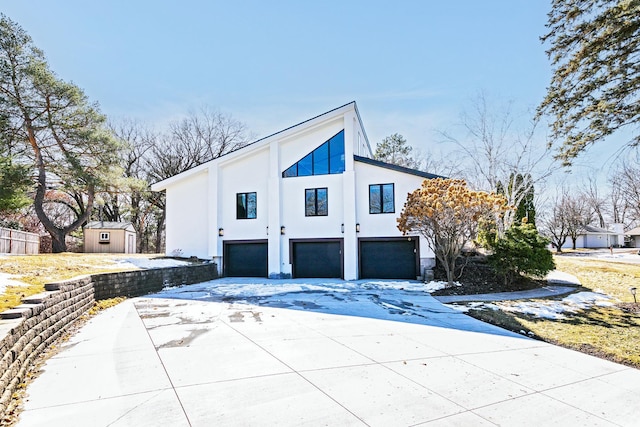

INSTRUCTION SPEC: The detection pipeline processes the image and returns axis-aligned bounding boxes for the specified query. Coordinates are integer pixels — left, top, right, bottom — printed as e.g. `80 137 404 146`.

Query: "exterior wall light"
280 226 285 235
341 223 344 233
356 223 360 232
631 287 637 303
266 226 269 235
218 228 224 237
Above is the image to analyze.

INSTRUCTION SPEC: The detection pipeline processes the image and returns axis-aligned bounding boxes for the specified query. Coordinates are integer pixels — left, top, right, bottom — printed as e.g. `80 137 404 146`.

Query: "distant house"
561 224 624 249
83 221 136 254
625 227 640 248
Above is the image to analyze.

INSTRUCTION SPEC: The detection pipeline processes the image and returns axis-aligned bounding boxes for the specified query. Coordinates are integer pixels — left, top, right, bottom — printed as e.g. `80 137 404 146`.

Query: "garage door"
360 238 417 279
292 240 342 278
224 241 268 277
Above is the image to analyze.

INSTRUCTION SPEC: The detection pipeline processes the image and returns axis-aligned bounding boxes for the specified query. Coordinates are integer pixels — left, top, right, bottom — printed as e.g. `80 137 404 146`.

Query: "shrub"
488 220 555 286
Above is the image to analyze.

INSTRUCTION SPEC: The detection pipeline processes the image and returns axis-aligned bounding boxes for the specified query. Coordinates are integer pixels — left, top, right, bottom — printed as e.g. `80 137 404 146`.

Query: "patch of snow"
456 291 615 320
563 291 614 307
106 257 192 270
546 270 580 286
360 280 429 291
423 281 461 293
501 301 570 320
0 272 27 295
207 282 352 298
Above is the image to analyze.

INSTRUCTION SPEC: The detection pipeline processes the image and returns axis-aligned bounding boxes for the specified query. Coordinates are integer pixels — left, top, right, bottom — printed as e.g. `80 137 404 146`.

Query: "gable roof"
580 225 617 235
354 155 445 179
152 101 370 191
627 227 640 235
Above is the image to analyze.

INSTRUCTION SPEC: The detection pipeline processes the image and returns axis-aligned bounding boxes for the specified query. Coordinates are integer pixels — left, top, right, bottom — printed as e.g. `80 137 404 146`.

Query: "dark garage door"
292 241 342 278
360 239 417 279
224 241 268 277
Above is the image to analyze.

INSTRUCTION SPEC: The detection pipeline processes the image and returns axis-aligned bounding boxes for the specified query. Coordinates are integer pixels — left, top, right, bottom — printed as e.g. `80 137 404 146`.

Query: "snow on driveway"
154 278 469 327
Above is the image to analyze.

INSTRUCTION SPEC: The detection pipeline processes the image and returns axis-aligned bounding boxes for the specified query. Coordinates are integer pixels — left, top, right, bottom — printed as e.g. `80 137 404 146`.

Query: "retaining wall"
0 262 218 418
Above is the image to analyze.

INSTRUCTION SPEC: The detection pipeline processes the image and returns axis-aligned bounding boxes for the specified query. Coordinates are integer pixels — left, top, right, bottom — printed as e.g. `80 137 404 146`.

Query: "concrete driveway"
16 279 640 426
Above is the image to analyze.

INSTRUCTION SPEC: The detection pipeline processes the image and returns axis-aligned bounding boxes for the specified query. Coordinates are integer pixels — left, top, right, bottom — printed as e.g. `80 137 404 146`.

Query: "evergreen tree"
538 0 640 165
488 220 555 286
0 153 31 213
0 15 122 251
374 133 417 168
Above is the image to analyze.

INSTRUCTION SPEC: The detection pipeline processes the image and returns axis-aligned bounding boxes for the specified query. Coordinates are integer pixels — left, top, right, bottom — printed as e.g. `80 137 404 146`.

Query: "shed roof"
84 221 134 231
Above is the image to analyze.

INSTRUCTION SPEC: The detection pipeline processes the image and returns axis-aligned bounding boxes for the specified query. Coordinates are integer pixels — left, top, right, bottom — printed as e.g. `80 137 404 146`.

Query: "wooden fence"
0 227 40 254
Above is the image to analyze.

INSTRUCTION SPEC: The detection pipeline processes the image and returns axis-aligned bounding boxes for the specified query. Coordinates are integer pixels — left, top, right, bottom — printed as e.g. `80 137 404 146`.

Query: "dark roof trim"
354 155 445 179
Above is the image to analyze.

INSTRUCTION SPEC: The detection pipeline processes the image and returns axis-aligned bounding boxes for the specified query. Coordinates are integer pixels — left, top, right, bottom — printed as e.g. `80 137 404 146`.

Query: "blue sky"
9 0 615 179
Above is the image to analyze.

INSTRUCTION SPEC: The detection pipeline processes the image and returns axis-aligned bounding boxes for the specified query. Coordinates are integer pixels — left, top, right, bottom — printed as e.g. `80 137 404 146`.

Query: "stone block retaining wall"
0 262 217 418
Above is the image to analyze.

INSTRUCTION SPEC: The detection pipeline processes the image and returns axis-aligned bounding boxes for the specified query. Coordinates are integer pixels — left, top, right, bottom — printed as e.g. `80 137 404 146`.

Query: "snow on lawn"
0 272 27 295
105 257 192 270
448 291 615 320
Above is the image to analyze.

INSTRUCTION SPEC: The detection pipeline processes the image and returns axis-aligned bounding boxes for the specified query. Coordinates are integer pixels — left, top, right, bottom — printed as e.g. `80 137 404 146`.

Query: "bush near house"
488 221 555 286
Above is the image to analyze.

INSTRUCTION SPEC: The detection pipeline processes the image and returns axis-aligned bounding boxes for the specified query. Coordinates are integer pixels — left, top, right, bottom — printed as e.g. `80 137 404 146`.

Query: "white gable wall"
279 119 345 169
164 170 209 258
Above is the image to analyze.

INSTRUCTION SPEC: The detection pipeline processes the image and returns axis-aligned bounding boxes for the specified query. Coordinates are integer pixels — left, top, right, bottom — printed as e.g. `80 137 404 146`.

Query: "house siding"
165 171 209 258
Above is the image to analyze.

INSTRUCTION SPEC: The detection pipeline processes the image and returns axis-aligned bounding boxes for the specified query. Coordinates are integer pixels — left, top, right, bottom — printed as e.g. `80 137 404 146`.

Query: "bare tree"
440 93 557 236
144 107 252 252
564 193 592 250
615 157 640 227
539 193 569 253
581 177 607 228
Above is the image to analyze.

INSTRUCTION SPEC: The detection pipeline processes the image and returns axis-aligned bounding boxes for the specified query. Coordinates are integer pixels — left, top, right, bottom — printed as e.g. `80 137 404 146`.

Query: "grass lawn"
467 255 640 368
0 253 157 313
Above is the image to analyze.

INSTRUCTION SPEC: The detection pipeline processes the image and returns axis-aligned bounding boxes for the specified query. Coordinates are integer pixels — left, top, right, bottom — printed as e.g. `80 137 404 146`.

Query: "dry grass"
467 254 640 368
0 253 155 312
553 256 640 301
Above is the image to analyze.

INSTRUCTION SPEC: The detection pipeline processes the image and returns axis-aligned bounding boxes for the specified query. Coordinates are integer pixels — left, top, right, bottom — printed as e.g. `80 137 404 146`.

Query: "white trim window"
99 232 110 242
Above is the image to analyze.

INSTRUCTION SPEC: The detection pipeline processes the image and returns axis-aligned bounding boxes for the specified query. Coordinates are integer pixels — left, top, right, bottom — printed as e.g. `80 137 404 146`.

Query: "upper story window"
305 188 328 216
99 232 110 241
369 183 395 214
283 130 345 177
237 192 257 219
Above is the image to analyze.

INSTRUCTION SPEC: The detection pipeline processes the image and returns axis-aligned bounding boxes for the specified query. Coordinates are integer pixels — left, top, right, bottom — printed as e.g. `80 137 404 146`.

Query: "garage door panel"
360 239 417 279
224 241 268 277
293 241 342 278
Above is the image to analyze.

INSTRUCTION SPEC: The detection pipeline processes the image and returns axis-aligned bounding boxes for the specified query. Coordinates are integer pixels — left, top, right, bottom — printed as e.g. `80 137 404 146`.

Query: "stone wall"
0 262 217 418
92 262 218 300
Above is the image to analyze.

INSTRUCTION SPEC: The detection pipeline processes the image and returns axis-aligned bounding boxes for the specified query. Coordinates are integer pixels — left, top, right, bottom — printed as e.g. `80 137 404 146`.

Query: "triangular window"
283 130 345 177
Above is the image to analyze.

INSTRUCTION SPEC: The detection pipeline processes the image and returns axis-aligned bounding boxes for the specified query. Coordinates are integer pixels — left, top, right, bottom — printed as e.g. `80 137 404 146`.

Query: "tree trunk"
154 209 165 253
50 228 67 253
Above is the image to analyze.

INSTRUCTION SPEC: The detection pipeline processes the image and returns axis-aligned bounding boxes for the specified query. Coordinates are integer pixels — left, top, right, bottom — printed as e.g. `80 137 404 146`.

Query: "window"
369 184 395 214
99 232 110 241
305 188 328 216
237 192 257 219
283 130 345 177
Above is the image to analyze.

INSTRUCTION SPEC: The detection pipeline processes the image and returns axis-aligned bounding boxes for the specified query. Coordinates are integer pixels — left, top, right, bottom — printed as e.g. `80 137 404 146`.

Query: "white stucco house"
151 102 440 280
561 224 625 249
